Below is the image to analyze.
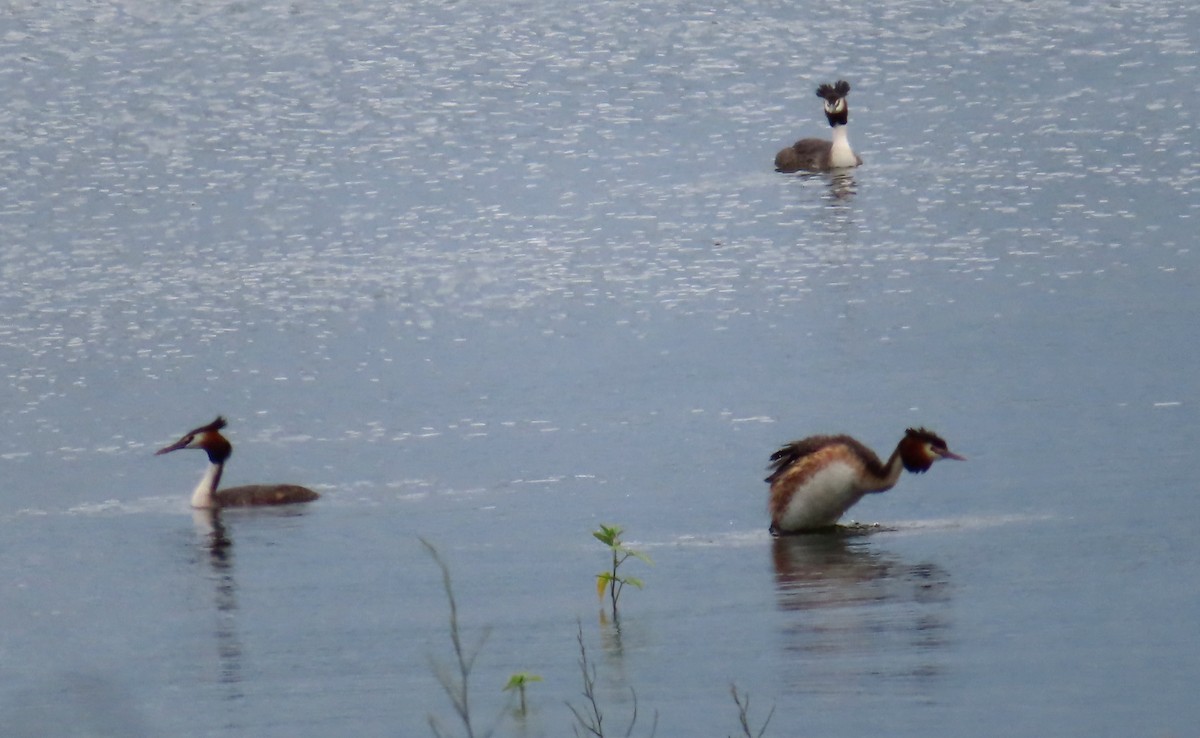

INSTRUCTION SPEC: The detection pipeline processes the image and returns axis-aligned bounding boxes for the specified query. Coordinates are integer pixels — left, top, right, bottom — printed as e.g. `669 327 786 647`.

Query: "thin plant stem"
729 683 775 738
567 621 658 738
421 538 496 738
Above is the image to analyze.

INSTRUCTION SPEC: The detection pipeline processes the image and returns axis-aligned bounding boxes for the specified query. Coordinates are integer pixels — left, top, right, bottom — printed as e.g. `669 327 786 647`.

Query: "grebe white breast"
765 427 963 534
774 79 863 173
156 416 319 509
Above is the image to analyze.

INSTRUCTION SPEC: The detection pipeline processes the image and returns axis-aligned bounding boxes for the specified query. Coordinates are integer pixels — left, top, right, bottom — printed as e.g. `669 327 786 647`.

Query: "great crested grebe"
156 416 319 509
774 79 863 173
765 428 963 534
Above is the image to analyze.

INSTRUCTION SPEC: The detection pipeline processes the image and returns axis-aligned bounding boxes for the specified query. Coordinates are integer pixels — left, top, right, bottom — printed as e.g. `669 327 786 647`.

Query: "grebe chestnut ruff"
156 416 319 509
774 79 863 173
766 428 963 534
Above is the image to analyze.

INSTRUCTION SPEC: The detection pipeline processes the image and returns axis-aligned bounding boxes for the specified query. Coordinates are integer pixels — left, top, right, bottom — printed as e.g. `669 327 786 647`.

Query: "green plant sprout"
503 672 542 717
593 524 651 617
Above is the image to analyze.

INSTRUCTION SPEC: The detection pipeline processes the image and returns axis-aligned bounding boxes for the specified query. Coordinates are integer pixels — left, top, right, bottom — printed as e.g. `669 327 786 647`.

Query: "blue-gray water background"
1 0 1197 735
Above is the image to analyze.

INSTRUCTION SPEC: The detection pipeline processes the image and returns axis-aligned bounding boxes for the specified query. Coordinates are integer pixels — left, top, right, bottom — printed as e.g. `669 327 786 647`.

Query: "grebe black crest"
774 78 863 173
156 416 320 509
816 80 852 105
766 427 963 534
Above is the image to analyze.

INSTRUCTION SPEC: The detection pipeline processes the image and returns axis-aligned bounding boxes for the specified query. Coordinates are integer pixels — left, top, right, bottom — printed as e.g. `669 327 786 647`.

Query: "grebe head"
156 416 233 465
816 80 851 127
898 427 965 473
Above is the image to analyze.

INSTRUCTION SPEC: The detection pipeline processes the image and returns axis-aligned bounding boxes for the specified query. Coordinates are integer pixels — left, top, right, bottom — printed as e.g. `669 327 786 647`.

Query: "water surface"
1 0 1198 735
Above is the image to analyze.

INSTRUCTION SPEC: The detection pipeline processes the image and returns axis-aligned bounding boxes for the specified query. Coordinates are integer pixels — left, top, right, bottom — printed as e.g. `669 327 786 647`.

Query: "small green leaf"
621 547 653 565
593 524 623 547
596 572 613 599
504 672 542 691
621 576 645 589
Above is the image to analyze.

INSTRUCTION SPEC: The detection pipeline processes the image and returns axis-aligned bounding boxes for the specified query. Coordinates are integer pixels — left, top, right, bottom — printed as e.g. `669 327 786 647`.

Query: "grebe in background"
765 428 963 534
156 416 320 509
774 80 863 173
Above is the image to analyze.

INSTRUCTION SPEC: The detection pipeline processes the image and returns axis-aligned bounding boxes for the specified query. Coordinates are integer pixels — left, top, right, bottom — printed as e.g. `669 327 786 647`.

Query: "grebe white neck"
191 461 223 509
829 126 857 169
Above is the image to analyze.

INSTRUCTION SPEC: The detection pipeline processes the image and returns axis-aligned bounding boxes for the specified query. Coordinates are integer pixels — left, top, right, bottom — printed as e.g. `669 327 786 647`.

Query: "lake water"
2 0 1198 735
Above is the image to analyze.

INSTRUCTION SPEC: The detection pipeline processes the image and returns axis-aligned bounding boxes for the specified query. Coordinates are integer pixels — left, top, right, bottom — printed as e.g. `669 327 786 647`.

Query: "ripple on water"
0 0 1195 469
0 2 1197 736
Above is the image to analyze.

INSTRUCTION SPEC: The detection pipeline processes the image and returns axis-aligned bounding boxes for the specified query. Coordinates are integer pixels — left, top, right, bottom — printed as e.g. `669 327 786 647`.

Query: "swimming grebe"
774 80 863 173
156 416 319 509
765 428 963 534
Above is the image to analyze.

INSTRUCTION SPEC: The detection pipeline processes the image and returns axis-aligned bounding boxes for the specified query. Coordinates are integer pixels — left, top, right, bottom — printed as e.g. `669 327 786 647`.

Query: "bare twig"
567 621 657 738
729 683 775 738
421 538 497 738
567 622 604 737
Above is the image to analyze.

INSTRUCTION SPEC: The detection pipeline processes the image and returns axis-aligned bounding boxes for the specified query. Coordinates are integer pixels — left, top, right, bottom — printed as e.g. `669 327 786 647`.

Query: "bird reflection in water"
193 509 245 699
824 171 858 202
770 532 952 688
785 170 858 203
195 508 233 557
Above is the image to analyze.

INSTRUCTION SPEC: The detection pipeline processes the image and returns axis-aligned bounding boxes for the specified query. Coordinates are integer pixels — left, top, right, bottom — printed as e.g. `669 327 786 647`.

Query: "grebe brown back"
156 416 319 509
774 80 863 173
765 427 963 534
